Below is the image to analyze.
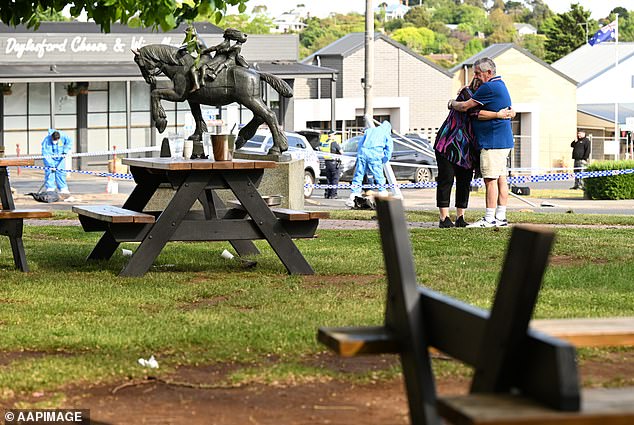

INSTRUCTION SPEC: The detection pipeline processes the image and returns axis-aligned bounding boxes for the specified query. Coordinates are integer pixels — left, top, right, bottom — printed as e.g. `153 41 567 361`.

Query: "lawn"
0 216 633 403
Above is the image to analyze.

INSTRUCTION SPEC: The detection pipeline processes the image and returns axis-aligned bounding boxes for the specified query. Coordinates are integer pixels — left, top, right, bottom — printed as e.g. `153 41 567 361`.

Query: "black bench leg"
226 174 313 275
375 198 441 425
119 173 209 277
200 189 260 257
87 176 162 262
87 231 119 260
0 219 29 272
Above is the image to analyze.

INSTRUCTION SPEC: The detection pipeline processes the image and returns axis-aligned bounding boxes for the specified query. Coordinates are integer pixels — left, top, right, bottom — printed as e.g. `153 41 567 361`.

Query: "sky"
229 0 634 20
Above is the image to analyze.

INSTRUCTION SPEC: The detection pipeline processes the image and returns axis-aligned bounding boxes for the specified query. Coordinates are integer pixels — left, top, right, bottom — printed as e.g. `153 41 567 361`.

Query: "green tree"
542 4 591 63
487 8 515 44
218 13 273 34
403 6 431 28
391 26 435 54
463 37 484 59
522 0 554 31
520 34 546 60
0 0 251 33
456 4 488 34
620 12 634 42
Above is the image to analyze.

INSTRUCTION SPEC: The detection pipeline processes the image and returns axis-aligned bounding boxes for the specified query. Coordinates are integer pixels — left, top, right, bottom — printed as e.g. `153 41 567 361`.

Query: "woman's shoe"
455 216 469 227
439 217 454 228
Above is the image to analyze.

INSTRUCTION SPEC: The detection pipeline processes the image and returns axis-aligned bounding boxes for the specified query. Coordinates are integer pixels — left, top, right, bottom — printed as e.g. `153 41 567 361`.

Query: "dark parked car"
338 134 437 183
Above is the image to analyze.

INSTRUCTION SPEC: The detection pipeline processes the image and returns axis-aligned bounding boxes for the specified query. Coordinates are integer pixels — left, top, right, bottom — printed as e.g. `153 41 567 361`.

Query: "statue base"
233 151 292 163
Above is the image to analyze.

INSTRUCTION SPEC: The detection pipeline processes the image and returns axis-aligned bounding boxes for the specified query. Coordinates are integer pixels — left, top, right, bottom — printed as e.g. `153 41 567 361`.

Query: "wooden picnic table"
0 158 53 271
74 157 324 277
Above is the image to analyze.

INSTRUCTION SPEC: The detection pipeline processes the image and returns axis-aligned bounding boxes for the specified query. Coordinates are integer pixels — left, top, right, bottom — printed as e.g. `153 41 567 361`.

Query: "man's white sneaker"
494 219 509 227
345 194 357 208
59 187 71 194
466 217 496 228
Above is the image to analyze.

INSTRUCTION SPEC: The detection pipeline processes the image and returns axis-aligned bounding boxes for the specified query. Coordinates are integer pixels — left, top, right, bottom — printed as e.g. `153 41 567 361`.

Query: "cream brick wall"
340 39 453 133
459 50 577 169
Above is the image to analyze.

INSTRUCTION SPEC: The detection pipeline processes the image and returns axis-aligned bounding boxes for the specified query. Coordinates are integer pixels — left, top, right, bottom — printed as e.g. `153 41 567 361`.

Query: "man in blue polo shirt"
449 57 515 228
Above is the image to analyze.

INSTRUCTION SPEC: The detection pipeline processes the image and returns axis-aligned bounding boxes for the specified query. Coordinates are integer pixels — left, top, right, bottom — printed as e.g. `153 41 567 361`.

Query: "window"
288 136 304 149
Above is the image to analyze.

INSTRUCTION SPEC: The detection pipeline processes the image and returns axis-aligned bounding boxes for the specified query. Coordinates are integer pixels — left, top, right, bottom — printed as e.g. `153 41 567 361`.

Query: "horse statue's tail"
259 72 293 98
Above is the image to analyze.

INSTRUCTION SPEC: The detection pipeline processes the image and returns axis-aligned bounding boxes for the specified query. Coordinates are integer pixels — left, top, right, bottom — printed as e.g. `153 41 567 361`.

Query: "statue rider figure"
178 26 207 92
190 28 249 92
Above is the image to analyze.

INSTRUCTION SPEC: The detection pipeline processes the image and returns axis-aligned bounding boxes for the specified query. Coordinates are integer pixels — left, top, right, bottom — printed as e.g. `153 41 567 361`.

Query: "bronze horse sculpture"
133 36 292 156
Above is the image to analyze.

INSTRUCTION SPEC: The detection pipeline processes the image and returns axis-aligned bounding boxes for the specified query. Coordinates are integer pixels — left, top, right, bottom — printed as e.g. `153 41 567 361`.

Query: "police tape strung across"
307 168 634 189
3 146 633 188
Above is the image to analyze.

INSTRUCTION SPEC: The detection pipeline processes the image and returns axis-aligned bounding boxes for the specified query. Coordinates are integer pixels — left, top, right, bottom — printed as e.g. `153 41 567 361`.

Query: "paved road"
8 168 634 216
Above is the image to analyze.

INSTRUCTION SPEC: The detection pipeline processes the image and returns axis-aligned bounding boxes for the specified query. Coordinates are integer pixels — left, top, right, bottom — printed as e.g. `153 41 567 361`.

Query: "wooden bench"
317 197 634 425
73 205 156 234
0 208 53 272
531 317 634 348
226 201 329 221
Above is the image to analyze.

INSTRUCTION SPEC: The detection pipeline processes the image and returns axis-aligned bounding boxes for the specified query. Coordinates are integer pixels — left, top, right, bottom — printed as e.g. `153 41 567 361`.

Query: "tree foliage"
542 3 591 63
392 26 436 54
0 0 251 33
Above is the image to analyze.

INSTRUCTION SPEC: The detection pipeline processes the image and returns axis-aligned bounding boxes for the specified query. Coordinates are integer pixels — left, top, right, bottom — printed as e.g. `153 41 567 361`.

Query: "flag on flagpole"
589 19 618 46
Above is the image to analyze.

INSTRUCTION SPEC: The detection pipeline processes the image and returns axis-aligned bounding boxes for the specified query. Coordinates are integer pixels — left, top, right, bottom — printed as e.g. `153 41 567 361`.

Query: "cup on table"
183 140 193 159
212 134 233 161
168 135 184 158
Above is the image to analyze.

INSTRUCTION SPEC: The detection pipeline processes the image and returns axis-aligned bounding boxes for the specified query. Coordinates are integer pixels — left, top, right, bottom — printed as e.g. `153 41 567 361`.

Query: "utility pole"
364 0 374 127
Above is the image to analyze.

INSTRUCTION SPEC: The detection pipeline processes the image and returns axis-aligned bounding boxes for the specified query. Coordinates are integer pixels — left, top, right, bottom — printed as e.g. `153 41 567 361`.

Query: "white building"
271 10 307 34
0 21 334 169
513 23 537 37
300 32 454 138
552 42 634 159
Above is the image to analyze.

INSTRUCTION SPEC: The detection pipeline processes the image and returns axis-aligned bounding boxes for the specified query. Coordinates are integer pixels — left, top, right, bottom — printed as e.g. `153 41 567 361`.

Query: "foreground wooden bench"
318 197 634 425
0 209 53 271
531 317 634 348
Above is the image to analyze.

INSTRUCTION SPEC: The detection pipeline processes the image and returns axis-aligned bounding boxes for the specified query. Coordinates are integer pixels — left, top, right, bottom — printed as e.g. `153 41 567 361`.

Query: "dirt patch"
4 349 632 424
550 255 609 266
179 295 230 311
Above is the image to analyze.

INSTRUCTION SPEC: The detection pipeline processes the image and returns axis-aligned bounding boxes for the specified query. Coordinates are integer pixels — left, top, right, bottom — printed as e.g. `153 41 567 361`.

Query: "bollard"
106 145 119 194
16 143 21 175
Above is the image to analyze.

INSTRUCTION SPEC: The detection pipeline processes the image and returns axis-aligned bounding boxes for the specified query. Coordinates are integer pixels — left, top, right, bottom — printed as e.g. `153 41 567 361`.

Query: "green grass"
328 208 634 226
0 222 633 401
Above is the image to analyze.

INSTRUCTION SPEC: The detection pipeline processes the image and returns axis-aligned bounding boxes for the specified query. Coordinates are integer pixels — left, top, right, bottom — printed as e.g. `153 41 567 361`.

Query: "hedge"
584 160 634 200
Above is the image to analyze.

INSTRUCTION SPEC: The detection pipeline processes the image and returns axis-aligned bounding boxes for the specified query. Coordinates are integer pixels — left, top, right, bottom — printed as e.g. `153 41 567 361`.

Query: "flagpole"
614 13 619 159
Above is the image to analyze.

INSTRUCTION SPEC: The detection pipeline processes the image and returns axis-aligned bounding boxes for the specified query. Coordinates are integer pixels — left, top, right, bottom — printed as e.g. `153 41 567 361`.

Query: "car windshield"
242 135 267 149
341 137 361 153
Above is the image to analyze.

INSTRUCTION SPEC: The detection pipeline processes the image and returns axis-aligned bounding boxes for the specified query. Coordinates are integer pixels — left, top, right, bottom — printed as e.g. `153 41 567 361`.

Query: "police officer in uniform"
320 131 343 199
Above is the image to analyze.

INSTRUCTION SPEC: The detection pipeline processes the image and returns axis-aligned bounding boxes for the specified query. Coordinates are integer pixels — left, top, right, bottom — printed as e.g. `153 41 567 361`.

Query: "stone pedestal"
144 156 305 211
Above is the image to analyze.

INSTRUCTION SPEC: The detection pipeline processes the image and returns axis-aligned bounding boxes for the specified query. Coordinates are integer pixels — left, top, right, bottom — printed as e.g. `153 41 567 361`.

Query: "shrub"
584 160 634 200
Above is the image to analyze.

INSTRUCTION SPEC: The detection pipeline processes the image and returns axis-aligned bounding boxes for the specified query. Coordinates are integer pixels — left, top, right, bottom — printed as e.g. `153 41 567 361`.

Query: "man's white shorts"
480 148 511 179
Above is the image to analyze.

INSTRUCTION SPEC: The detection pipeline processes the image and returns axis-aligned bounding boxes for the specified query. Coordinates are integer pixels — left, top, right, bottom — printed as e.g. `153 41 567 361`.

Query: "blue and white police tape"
21 165 133 180
16 146 159 161
308 168 634 189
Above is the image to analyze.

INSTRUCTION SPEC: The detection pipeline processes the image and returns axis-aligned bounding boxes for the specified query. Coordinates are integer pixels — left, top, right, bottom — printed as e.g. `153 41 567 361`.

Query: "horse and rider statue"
132 27 292 158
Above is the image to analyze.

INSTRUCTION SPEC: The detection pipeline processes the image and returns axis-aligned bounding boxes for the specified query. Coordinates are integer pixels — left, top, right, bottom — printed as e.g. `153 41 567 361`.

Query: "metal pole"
364 0 374 128
614 14 619 159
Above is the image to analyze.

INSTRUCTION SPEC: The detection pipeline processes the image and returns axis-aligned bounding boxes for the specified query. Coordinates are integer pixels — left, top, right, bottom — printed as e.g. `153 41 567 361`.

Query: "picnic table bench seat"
225 200 329 221
73 205 156 224
318 316 634 356
0 209 53 219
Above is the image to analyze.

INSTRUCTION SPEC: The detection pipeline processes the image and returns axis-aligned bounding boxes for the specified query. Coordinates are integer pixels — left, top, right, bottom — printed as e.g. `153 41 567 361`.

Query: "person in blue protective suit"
41 129 72 194
346 121 394 207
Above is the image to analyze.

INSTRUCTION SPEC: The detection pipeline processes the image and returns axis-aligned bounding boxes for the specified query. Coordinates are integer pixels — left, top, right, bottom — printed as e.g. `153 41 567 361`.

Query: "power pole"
364 0 374 127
